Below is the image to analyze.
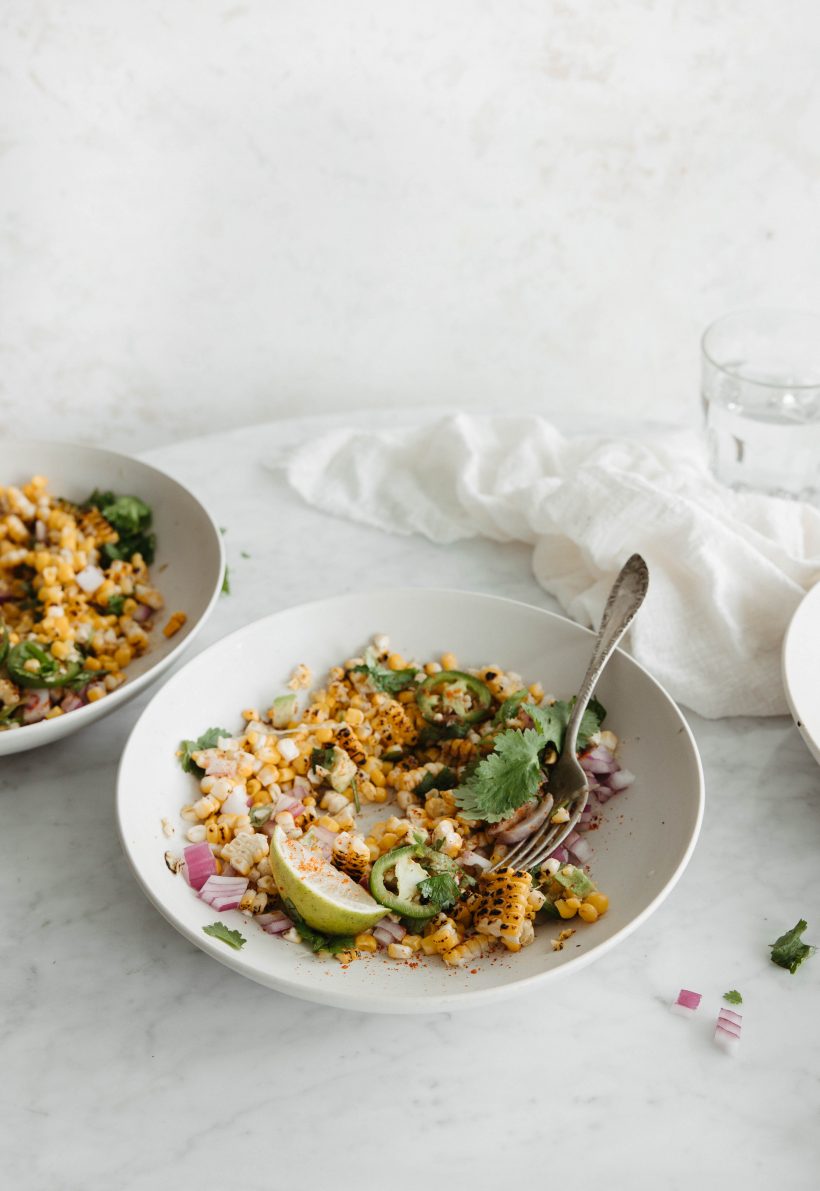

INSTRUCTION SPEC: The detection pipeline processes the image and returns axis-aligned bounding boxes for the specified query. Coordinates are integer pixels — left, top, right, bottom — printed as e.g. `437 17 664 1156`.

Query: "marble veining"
1 418 819 1189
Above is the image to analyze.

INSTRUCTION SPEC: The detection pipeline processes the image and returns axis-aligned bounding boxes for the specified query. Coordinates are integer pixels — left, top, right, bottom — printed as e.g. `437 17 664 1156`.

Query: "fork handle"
563 554 649 757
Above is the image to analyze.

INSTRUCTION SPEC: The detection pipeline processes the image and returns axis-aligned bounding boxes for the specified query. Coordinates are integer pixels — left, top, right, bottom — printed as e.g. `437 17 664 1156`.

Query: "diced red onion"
606 768 635 792
670 988 702 1016
374 917 406 944
259 911 294 935
198 875 248 911
718 1007 742 1027
288 802 306 819
75 564 105 594
307 825 336 855
548 846 569 864
568 836 593 864
21 689 51 724
221 862 238 877
580 753 619 776
132 603 152 623
183 842 217 890
292 775 312 798
60 691 84 713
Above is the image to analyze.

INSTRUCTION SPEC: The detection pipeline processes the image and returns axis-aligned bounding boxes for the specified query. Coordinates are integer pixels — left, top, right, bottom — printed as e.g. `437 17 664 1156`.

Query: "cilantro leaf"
723 990 743 1005
416 721 471 748
85 490 156 564
282 900 356 955
203 922 246 950
770 919 816 974
414 767 458 797
105 594 125 616
525 696 606 753
240 550 251 559
352 662 418 694
418 872 462 911
221 565 231 595
179 727 231 774
310 746 336 771
455 727 545 822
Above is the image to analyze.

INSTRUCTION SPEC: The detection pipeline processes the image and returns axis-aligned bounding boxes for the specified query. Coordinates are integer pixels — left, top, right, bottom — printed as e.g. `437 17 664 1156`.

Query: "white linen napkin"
280 414 820 718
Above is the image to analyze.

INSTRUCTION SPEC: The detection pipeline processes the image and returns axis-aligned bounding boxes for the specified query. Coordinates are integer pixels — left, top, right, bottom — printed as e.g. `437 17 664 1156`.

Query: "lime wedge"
269 826 384 935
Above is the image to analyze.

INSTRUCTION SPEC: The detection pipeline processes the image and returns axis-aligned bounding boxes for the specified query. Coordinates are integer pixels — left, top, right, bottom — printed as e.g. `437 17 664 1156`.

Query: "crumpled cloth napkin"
281 414 820 718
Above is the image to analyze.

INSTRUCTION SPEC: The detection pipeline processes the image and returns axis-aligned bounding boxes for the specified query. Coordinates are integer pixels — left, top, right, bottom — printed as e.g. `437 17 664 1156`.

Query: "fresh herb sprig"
179 727 231 775
352 661 419 695
770 919 816 974
282 901 356 955
84 490 156 565
203 922 246 950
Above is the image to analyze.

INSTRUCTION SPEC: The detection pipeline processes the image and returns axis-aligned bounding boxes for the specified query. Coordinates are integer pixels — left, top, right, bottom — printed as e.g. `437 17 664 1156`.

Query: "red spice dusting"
470 968 478 974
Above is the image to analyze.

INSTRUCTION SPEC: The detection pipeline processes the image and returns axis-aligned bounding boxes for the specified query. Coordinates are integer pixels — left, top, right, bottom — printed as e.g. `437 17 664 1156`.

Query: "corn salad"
0 476 170 730
171 636 629 967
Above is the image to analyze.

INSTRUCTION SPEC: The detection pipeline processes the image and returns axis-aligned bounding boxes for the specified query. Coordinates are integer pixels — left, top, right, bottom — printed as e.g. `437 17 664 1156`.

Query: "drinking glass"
701 309 820 502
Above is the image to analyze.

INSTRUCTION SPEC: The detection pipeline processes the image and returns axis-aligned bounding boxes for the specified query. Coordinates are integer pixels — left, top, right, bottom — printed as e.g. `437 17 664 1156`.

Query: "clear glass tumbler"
701 309 820 502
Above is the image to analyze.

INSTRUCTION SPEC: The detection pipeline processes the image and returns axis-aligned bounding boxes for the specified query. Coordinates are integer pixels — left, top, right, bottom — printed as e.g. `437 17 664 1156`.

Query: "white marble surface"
3 1 820 448
2 418 820 1190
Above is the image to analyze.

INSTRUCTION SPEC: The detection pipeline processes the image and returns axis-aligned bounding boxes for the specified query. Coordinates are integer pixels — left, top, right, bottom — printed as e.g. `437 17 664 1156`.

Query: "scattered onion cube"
671 988 702 1016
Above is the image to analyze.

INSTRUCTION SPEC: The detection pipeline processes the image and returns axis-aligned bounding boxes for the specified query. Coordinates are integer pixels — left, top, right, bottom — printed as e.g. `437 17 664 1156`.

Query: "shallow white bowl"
782 580 820 766
0 440 224 756
117 588 704 1014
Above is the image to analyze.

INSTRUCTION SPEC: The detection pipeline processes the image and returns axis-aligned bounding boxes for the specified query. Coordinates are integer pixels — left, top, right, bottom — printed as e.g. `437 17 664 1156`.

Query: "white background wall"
2 0 819 451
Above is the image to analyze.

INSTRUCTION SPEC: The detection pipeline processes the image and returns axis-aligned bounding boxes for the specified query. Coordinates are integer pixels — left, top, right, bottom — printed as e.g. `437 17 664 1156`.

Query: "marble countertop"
3 419 819 1190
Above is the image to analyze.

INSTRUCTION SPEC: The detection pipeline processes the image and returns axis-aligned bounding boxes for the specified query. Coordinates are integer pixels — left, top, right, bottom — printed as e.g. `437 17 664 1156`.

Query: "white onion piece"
220 787 250 816
278 737 300 762
459 849 492 872
75 565 105 594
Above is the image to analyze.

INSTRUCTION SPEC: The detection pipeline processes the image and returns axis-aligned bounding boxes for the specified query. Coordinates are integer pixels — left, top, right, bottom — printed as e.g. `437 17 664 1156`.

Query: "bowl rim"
782 580 820 765
116 586 705 1013
0 437 225 751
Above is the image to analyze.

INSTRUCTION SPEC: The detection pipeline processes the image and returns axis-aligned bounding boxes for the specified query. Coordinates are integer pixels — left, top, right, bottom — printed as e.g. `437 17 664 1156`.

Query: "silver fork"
488 553 649 875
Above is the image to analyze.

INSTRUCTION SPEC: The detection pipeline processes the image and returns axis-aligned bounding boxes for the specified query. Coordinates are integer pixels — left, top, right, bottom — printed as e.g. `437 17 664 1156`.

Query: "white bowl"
782 580 820 766
0 439 224 756
117 588 704 1014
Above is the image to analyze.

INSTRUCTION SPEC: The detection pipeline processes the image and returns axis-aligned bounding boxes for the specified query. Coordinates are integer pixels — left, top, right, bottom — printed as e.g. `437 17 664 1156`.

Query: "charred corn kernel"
44 705 63 719
343 707 364 725
585 892 609 916
246 778 261 796
366 840 380 861
387 942 413 960
555 897 581 919
86 685 106 703
114 644 133 669
84 657 103 671
315 815 340 833
186 825 207 843
380 831 398 850
50 639 71 661
333 832 371 881
424 661 441 675
333 949 358 964
368 767 386 788
303 795 316 808
373 788 388 803
578 902 599 923
387 653 406 671
440 652 458 670
425 920 460 953
442 935 493 967
402 934 422 952
180 804 198 823
355 932 378 952
551 806 570 824
315 726 335 743
472 868 534 946
205 817 233 845
291 755 309 775
278 766 295 783
194 794 221 820
528 681 545 702
163 610 187 638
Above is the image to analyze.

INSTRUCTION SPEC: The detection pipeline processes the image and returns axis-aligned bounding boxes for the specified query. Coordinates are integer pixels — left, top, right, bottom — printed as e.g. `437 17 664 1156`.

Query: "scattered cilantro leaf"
524 696 606 753
455 727 545 822
415 767 458 797
311 746 336 771
282 900 356 955
416 721 471 748
249 804 274 829
221 565 231 595
203 922 246 950
723 990 743 1005
770 919 816 974
352 662 418 694
105 594 125 616
179 727 231 774
418 872 462 911
240 550 251 559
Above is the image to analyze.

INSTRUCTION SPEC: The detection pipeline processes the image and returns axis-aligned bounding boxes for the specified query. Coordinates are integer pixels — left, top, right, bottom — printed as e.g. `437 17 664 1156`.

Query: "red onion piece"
21 689 51 724
221 862 238 878
493 796 554 845
259 911 294 935
183 842 217 890
199 875 248 911
374 917 406 943
60 691 84 713
132 603 152 623
569 836 593 864
306 825 336 856
548 846 569 864
292 775 312 797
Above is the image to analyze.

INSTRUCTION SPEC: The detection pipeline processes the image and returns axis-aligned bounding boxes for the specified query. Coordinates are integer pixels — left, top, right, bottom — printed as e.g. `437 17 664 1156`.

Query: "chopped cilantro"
723 990 743 1005
84 490 156 565
770 919 816 974
221 565 231 595
240 550 251 559
203 922 246 950
414 767 458 797
105 594 125 616
282 900 356 955
417 871 462 911
416 721 471 748
249 804 274 828
311 746 336 771
352 661 418 695
494 690 529 724
455 727 545 823
179 727 231 775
